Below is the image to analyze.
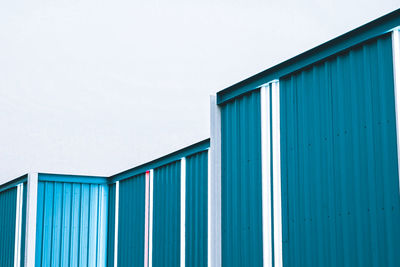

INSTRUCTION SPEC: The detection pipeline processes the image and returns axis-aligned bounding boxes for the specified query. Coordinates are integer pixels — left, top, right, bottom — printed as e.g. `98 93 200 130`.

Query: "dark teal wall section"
186 150 208 267
280 34 400 267
35 180 108 267
118 173 146 267
107 183 115 267
0 187 17 267
153 161 181 267
220 91 263 267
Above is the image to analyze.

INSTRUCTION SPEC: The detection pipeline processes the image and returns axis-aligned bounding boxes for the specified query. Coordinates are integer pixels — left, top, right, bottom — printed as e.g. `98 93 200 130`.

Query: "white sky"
0 0 399 183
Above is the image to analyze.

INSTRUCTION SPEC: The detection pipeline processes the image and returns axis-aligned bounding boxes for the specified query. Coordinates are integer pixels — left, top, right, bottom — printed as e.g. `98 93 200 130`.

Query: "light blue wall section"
35 180 108 267
107 183 115 267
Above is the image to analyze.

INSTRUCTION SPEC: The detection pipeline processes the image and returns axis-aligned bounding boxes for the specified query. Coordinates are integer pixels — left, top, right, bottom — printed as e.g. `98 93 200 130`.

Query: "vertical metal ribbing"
180 158 186 267
24 173 38 267
14 184 23 267
114 181 120 267
261 84 273 267
209 95 222 267
145 171 150 267
271 81 283 267
98 185 108 267
149 169 154 267
392 28 400 192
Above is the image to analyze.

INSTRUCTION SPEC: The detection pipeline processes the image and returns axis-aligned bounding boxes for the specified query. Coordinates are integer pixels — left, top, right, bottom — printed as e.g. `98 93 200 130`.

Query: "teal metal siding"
35 181 108 267
107 183 115 267
221 91 263 267
118 173 146 267
153 161 181 267
280 34 400 267
186 150 208 267
0 187 17 267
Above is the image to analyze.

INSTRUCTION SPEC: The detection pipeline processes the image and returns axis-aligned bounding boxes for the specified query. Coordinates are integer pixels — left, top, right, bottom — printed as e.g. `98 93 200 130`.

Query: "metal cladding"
118 173 146 267
107 183 116 267
0 187 17 267
35 179 108 267
153 161 181 267
280 34 400 267
186 150 208 267
2 8 400 267
0 176 26 267
221 91 263 267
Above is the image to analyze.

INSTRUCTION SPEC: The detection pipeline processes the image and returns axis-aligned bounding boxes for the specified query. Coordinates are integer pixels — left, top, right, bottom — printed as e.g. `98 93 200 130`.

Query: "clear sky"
0 0 398 183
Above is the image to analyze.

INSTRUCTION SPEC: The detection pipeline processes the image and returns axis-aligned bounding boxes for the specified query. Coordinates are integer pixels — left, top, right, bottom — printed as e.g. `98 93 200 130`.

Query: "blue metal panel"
35 180 108 267
0 187 17 267
38 173 108 184
118 173 146 267
220 91 263 267
153 161 181 267
107 183 115 267
280 34 400 267
185 150 208 267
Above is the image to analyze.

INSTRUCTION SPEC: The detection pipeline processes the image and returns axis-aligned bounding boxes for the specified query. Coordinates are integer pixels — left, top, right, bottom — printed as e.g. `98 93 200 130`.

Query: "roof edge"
0 174 28 193
217 8 400 104
110 138 210 183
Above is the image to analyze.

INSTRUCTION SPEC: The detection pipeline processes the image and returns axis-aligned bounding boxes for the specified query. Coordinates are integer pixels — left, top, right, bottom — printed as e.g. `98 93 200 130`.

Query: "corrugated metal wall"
185 150 208 267
220 91 263 267
0 187 17 267
107 183 115 267
153 161 181 267
280 33 400 267
35 181 108 267
118 173 146 267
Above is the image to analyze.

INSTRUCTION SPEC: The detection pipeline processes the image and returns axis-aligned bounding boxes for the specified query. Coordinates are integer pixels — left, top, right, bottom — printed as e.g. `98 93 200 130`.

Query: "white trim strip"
114 181 120 267
207 148 211 267
392 28 400 192
149 169 154 267
144 171 150 267
272 81 283 267
260 85 273 267
24 173 38 267
14 183 23 267
209 95 222 267
180 158 186 267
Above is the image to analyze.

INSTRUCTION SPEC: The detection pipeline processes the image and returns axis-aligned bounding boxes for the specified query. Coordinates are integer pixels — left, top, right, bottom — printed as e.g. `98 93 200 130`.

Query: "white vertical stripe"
260 85 273 267
209 95 222 267
272 81 283 267
149 169 154 267
14 183 23 267
207 148 211 267
144 172 150 267
180 158 186 267
24 173 38 267
114 181 120 267
392 28 400 192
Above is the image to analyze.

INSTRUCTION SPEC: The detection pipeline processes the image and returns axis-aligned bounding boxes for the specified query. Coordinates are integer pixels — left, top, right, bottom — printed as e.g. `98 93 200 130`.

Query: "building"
1 8 400 267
